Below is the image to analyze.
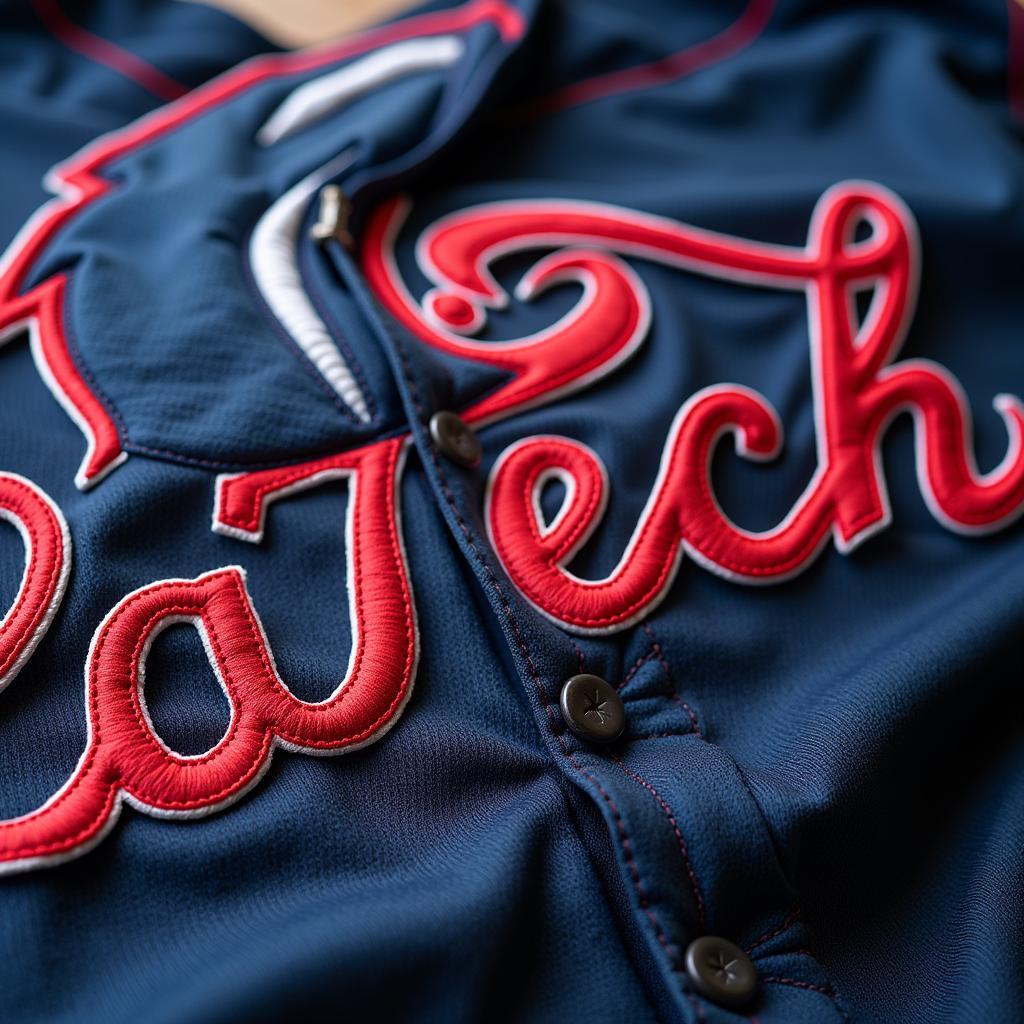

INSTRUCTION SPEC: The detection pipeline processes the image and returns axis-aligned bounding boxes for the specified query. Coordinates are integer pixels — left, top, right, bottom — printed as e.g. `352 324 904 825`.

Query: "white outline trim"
0 317 127 492
531 465 578 540
248 150 371 422
378 200 655 426
475 182 1020 632
135 614 235 761
212 465 363 703
0 502 419 875
256 35 465 146
0 473 72 691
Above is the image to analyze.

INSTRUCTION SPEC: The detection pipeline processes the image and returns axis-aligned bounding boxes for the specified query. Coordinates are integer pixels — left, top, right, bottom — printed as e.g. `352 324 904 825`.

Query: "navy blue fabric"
0 0 281 255
0 1 1022 1022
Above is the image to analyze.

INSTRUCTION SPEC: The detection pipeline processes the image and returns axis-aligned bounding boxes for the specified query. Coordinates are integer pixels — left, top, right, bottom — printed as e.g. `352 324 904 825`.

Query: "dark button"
559 674 625 743
429 411 482 468
684 936 758 1007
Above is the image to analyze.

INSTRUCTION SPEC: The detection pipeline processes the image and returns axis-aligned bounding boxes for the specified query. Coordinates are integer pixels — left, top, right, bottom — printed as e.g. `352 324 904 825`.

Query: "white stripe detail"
250 34 466 424
256 35 465 146
249 151 373 422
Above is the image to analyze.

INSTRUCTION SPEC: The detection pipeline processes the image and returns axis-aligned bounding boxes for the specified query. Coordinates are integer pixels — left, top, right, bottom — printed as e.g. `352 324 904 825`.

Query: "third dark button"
684 936 758 1007
559 674 625 744
429 411 481 468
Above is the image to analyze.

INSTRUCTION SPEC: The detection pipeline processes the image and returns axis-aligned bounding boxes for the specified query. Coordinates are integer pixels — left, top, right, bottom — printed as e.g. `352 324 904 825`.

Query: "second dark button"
559 674 625 743
429 411 482 468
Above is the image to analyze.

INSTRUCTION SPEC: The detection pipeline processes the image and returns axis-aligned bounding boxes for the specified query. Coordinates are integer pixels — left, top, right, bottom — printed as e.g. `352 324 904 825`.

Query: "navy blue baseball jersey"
0 0 1022 1021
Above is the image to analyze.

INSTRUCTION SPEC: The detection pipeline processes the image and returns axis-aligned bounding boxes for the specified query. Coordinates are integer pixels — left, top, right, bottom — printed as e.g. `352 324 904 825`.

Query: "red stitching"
611 755 706 932
0 782 116 858
385 313 690 989
568 638 587 674
687 993 707 1023
579 761 681 968
0 473 417 855
88 573 263 810
492 438 685 627
618 649 657 690
32 0 187 103
760 976 836 999
220 459 356 534
266 441 416 749
745 904 800 953
629 732 687 741
450 190 1024 622
0 480 64 677
642 624 702 739
219 441 415 748
524 446 605 557
528 0 774 116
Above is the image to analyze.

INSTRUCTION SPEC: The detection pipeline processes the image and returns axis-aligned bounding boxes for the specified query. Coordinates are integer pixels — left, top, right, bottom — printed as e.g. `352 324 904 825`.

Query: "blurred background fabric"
190 0 419 45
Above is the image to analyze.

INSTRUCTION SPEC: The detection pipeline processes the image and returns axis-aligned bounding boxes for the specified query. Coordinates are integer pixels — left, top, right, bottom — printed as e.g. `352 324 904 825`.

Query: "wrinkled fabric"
0 2 1021 1022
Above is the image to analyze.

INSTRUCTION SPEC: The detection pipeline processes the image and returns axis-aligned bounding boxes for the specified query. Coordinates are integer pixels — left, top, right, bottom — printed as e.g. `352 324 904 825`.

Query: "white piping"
257 36 465 146
250 34 467 424
249 151 373 421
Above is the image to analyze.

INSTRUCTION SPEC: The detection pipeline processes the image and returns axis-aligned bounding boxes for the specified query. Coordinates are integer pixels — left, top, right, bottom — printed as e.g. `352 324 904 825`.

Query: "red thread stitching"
265 442 416 748
0 480 64 677
31 0 187 103
642 624 702 739
569 638 587 674
0 785 117 858
687 993 707 1023
745 904 801 953
384 314 691 992
618 649 657 690
629 732 688 741
760 976 836 999
611 755 706 932
219 441 415 747
0 468 417 858
528 0 774 116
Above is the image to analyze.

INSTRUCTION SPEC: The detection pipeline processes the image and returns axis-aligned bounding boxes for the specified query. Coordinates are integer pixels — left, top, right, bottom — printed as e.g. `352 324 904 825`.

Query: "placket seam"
333 228 849 1024
572 633 707 937
366 285 704 1023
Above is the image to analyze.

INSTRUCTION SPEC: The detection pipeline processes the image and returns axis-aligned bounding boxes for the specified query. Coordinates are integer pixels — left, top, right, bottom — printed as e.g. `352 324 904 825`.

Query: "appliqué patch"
364 184 1024 633
0 473 72 692
0 0 529 873
0 438 417 875
0 0 1019 874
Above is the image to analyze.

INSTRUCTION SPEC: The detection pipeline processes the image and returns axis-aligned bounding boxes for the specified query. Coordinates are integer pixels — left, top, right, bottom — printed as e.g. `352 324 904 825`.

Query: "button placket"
332 240 843 1023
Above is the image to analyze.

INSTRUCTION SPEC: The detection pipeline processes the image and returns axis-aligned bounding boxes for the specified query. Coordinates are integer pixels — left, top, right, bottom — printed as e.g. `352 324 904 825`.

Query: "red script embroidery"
364 182 1024 632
